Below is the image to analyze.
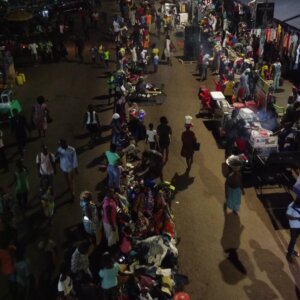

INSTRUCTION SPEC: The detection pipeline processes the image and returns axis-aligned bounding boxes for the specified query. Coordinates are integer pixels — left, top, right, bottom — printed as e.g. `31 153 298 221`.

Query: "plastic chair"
198 87 212 110
1 90 13 103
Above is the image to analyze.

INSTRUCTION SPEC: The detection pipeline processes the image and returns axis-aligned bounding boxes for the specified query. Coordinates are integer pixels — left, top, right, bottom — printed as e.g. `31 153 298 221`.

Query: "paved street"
1 1 300 299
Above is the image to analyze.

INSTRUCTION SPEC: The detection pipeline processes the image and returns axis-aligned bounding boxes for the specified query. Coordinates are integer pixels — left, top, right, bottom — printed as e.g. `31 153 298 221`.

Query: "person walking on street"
84 104 101 147
164 35 172 66
0 129 8 172
111 113 122 145
286 196 300 263
146 123 157 150
155 10 162 39
70 241 93 279
36 145 56 190
28 42 39 65
102 189 119 248
10 109 30 157
105 143 120 190
103 47 110 69
157 116 172 162
13 160 29 209
180 116 197 171
97 43 104 66
56 139 78 201
153 54 159 73
197 46 204 78
90 45 97 64
202 53 210 80
80 191 102 245
75 36 84 63
31 96 49 137
107 73 116 105
225 156 244 215
272 57 282 92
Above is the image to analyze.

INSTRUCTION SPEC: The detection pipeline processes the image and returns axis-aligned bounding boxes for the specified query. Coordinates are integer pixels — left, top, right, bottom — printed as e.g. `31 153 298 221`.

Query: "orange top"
146 14 152 25
0 246 16 275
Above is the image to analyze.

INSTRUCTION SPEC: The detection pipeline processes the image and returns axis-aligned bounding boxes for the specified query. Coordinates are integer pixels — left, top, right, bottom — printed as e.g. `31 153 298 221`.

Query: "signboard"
255 2 275 28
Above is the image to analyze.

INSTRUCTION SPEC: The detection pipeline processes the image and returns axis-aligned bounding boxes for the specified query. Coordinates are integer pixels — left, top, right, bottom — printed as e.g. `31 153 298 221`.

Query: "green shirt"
107 75 115 89
15 169 29 194
105 151 119 166
103 51 110 60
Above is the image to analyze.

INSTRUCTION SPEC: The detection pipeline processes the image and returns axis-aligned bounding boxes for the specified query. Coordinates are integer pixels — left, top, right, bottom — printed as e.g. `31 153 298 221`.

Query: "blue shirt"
287 202 300 229
153 55 159 65
99 263 119 289
57 146 78 173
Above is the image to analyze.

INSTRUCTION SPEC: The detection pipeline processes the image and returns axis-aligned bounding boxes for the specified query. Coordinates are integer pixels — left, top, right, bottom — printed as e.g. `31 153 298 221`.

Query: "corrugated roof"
241 0 300 29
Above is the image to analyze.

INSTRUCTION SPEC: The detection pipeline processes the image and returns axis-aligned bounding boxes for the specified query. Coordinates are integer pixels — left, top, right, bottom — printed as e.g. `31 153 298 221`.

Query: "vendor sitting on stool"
136 77 147 94
136 149 163 181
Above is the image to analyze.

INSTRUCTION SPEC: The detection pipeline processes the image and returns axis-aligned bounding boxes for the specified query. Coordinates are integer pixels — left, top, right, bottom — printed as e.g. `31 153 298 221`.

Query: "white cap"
185 115 193 125
112 113 120 119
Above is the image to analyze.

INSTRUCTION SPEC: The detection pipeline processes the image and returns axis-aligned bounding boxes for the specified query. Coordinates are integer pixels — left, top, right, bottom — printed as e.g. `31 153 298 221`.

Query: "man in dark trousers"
286 196 300 263
75 36 85 63
10 109 30 157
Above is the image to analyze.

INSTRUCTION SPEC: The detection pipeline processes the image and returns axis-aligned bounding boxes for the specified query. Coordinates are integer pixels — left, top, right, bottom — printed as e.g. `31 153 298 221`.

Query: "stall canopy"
5 10 33 22
241 0 300 29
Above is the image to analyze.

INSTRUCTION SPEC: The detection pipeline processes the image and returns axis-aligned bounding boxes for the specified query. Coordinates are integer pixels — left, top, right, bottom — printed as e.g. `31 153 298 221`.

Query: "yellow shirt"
224 81 235 96
152 48 159 56
260 65 268 79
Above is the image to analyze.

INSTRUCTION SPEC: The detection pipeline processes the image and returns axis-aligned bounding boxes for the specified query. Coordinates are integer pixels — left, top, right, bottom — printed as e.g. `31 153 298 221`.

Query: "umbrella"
5 10 33 22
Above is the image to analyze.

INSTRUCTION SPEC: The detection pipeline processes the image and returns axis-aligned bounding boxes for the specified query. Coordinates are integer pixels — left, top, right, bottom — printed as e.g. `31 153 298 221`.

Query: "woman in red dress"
180 122 197 170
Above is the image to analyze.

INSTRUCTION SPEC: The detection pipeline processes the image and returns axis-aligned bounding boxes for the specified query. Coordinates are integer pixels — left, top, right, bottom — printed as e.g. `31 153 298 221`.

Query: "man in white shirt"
130 46 137 69
202 53 210 80
56 139 78 200
286 197 300 263
28 42 39 63
57 264 74 298
272 58 282 92
113 16 120 42
36 145 56 189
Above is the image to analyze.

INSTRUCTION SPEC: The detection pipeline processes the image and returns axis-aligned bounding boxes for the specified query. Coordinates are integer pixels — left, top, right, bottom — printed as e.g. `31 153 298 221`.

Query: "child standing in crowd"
103 47 110 69
146 123 157 150
153 54 159 73
90 45 97 64
40 184 55 224
13 160 29 209
97 43 104 65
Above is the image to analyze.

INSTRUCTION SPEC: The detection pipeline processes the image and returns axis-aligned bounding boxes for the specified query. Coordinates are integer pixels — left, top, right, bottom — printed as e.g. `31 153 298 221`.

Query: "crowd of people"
1 0 300 298
193 0 300 264
0 0 199 300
